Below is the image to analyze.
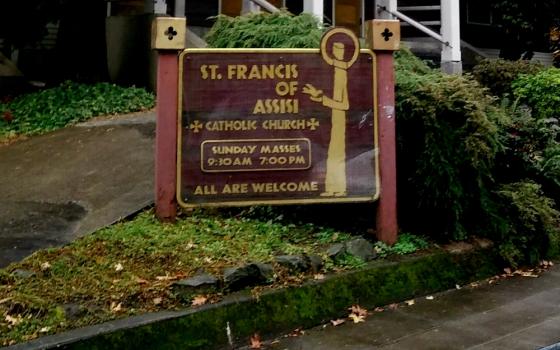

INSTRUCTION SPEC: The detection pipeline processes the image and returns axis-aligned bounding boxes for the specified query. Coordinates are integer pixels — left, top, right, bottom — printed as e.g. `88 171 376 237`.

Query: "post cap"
151 17 187 50
366 20 400 51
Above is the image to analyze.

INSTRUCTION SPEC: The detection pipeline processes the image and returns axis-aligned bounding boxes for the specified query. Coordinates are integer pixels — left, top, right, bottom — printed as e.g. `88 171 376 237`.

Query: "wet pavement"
0 111 155 267
267 264 560 350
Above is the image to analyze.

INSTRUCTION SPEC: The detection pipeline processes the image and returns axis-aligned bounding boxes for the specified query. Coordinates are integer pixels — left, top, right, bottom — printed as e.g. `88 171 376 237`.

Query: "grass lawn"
0 208 358 346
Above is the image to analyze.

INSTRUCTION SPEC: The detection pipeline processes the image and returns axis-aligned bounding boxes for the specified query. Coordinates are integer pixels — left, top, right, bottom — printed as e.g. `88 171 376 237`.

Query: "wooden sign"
177 28 379 207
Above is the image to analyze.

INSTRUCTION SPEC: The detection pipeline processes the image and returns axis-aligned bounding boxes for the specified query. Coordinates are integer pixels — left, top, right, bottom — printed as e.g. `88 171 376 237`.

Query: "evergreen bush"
472 58 543 97
395 50 505 240
205 11 323 48
512 68 560 122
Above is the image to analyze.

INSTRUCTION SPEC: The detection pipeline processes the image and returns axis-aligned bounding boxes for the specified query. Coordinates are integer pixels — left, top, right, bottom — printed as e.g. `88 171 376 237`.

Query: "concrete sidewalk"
269 264 560 350
0 111 156 267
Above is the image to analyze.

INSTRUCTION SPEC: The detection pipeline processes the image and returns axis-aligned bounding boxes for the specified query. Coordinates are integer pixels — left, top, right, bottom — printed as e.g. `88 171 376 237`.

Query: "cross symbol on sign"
307 118 320 130
164 26 178 40
189 120 203 133
381 28 394 42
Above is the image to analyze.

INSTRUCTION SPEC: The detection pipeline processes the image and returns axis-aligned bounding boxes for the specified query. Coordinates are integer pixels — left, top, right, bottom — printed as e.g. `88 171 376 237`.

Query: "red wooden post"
152 17 186 221
367 20 400 244
155 52 179 221
375 52 398 244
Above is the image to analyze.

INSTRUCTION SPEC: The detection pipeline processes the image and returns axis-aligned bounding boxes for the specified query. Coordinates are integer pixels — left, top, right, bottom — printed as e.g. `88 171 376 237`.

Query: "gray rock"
61 303 87 321
11 269 35 279
275 255 309 272
172 273 220 296
327 243 346 259
224 263 273 291
345 238 376 261
307 255 324 273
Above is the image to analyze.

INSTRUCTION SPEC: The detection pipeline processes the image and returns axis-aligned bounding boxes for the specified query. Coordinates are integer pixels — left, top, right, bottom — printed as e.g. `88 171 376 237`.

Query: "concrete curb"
5 248 501 350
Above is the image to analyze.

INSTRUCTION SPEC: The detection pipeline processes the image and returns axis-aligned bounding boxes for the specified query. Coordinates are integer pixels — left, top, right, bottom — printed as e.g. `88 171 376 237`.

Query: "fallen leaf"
504 267 512 275
313 273 325 280
191 295 208 306
114 263 124 272
518 271 539 278
289 328 305 337
5 315 21 326
110 302 123 312
426 295 434 300
204 257 213 263
330 319 345 326
349 305 368 317
40 262 51 271
349 314 365 323
156 275 175 281
373 307 384 312
250 333 262 349
153 297 162 305
405 299 415 306
388 303 398 310
455 284 461 290
39 327 50 333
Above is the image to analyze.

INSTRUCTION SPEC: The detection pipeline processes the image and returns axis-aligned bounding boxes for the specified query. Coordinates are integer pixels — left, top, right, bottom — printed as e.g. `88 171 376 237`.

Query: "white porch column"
303 0 324 23
174 0 185 17
441 0 462 74
145 0 167 14
242 0 261 14
375 0 397 20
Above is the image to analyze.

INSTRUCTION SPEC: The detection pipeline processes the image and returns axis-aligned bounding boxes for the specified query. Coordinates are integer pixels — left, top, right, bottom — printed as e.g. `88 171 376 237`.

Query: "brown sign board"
177 28 379 207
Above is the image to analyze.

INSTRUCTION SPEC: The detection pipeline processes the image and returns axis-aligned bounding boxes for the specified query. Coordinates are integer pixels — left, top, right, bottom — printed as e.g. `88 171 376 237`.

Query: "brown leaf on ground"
110 302 123 313
349 314 365 323
349 305 368 317
330 319 345 326
289 328 305 337
40 262 51 271
5 315 21 326
348 305 368 323
313 273 325 280
250 333 262 349
135 277 149 285
191 295 208 306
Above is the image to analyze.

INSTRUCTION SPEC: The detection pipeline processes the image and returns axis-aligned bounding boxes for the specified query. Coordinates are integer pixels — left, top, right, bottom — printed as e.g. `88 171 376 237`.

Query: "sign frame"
176 46 379 208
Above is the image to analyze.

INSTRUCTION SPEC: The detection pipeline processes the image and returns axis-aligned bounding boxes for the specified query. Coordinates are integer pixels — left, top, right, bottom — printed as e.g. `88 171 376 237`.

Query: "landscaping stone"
62 303 87 321
224 263 273 291
327 243 346 259
307 254 324 273
345 238 376 261
172 273 220 296
275 255 310 272
11 269 35 279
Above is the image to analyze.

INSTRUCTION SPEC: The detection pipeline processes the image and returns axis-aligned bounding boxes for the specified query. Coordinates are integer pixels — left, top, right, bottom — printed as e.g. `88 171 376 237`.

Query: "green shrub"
0 81 155 137
493 181 559 267
205 11 323 48
395 50 506 240
512 67 560 121
495 99 560 193
472 58 543 97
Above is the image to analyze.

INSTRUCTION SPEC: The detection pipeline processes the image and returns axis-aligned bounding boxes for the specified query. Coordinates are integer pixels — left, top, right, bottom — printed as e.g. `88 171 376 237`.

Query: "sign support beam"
366 19 400 245
152 17 187 221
